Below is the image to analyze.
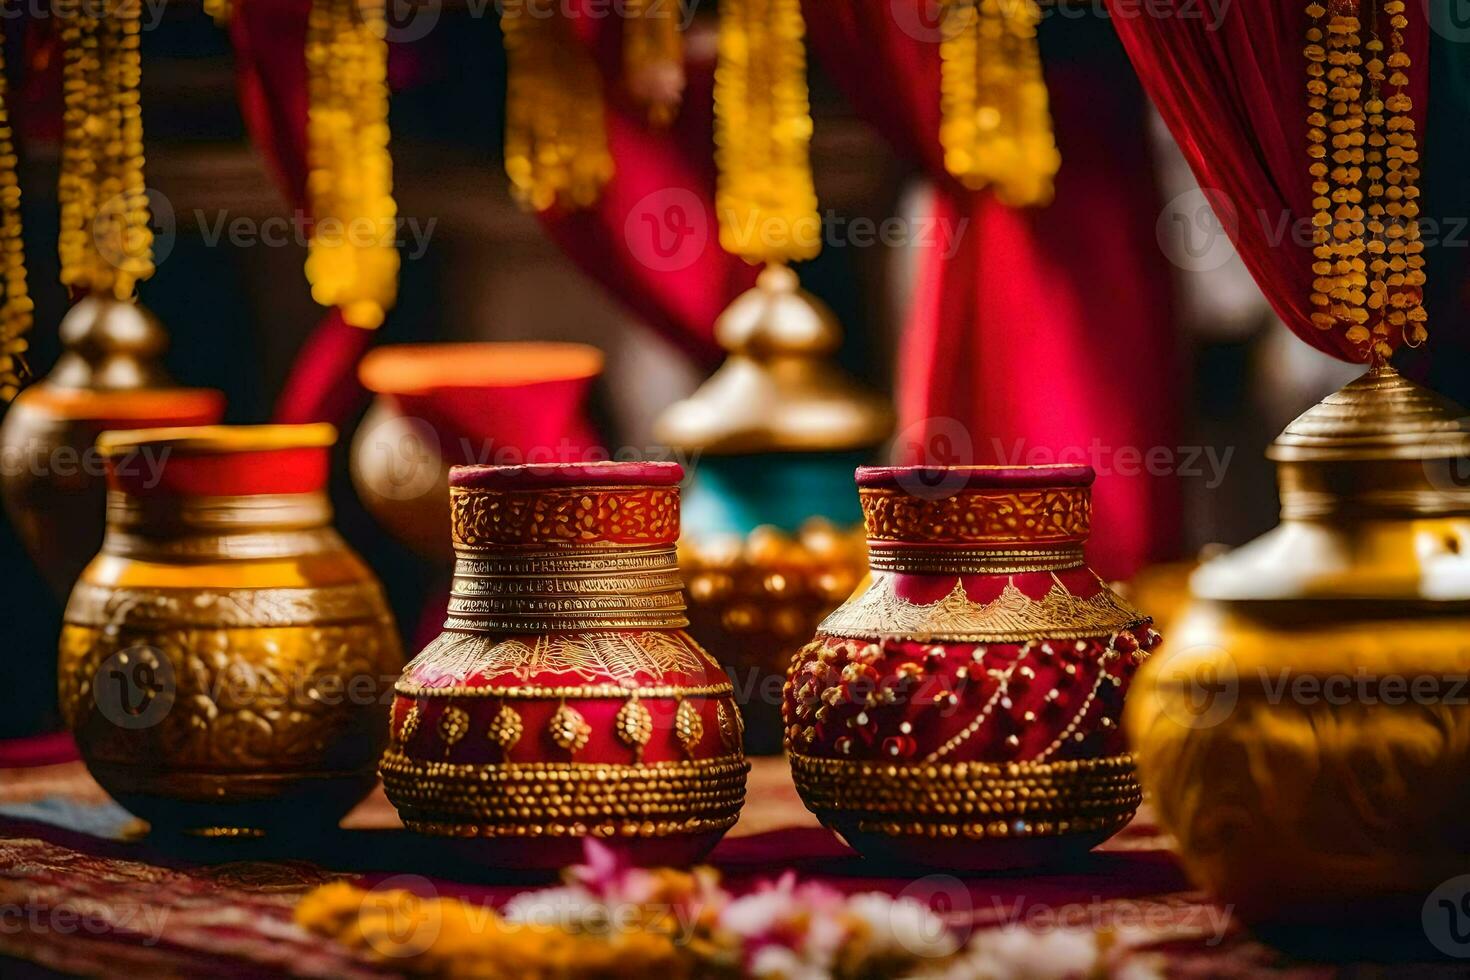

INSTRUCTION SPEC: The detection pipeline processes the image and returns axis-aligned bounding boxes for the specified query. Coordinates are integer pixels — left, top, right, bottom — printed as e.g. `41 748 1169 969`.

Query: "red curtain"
806 4 1180 579
232 0 374 425
1108 0 1429 361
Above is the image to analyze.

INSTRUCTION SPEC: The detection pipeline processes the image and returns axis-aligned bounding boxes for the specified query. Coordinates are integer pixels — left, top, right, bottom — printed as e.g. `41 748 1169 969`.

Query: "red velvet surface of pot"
784 465 1160 870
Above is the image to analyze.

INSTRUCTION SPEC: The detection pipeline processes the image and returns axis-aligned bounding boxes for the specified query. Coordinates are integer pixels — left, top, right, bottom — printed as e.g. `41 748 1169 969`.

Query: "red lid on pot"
97 424 336 497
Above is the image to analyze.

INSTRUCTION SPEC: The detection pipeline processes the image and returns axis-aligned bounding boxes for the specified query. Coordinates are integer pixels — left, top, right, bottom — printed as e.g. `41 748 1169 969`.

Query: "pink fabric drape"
1108 0 1429 361
806 3 1181 578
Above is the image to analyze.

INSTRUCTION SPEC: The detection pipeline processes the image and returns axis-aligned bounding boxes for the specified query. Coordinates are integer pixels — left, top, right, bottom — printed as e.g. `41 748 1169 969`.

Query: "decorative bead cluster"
783 627 1160 764
938 0 1060 207
714 0 820 263
305 0 398 329
501 0 614 211
1305 0 1425 359
58 0 153 301
623 0 685 127
0 12 31 401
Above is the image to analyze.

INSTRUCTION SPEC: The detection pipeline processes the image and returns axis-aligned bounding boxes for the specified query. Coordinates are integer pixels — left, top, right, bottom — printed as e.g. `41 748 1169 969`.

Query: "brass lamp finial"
655 264 894 454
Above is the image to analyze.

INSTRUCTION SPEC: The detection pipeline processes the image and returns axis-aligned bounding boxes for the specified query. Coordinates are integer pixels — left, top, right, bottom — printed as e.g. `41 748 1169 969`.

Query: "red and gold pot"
57 424 403 837
382 461 748 868
784 465 1159 870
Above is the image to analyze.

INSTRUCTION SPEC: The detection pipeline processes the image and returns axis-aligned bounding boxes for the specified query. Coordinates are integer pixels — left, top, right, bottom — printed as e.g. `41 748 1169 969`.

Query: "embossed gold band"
859 486 1092 546
379 752 749 838
103 491 340 560
866 545 1086 574
64 580 393 629
789 751 1140 840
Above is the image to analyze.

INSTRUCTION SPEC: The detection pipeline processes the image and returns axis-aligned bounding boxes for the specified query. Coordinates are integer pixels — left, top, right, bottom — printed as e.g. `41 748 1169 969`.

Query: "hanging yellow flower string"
939 0 1059 208
0 9 32 400
305 0 398 329
624 0 685 127
714 0 820 264
501 0 614 211
57 0 153 302
1305 0 1425 361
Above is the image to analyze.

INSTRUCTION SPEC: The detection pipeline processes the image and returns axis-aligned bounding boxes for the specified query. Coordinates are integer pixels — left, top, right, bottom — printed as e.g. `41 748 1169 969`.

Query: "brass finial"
655 264 894 454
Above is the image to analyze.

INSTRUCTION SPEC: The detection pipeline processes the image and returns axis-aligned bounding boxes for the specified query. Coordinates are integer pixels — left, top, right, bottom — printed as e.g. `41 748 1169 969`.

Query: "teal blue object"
681 452 867 537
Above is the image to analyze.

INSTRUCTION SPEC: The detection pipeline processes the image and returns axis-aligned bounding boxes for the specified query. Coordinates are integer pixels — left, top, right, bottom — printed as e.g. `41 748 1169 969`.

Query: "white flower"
846 893 959 961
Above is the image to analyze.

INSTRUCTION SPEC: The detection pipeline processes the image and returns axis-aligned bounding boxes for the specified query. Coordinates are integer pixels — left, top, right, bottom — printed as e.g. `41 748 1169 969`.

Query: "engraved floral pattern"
451 486 679 548
860 488 1091 545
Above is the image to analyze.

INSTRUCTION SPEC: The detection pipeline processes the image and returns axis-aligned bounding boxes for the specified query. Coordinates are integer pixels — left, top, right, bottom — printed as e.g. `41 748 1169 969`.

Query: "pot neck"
102 490 339 560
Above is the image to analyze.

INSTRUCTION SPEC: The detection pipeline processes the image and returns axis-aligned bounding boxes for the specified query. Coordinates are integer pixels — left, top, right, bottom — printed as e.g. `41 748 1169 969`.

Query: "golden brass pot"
1127 366 1470 925
58 424 403 837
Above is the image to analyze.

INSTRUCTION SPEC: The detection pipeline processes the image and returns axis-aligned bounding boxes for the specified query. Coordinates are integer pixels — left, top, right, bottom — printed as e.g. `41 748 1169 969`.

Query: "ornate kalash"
58 425 403 837
1128 365 1470 926
657 265 893 754
381 462 749 868
785 465 1159 870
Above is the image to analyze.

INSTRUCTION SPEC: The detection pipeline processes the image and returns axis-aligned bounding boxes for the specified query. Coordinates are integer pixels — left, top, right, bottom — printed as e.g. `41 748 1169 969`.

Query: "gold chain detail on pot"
0 9 31 400
866 545 1086 575
305 0 397 329
938 0 1059 207
788 751 1139 840
501 0 613 211
58 0 153 300
859 486 1091 546
714 0 819 263
817 574 1146 644
1305 0 1425 359
379 751 749 839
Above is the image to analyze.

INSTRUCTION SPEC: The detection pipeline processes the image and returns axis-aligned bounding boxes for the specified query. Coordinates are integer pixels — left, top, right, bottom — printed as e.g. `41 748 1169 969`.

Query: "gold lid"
96 423 339 457
1268 364 1470 463
654 264 894 454
49 295 172 391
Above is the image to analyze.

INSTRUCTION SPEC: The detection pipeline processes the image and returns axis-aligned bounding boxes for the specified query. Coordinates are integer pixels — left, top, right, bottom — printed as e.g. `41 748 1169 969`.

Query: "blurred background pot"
0 297 223 597
57 424 403 837
658 265 893 753
1127 365 1470 928
351 341 604 566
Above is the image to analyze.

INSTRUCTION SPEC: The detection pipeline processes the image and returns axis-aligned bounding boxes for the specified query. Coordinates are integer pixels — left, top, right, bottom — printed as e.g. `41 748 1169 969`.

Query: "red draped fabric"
1108 0 1429 361
536 17 755 367
805 4 1180 579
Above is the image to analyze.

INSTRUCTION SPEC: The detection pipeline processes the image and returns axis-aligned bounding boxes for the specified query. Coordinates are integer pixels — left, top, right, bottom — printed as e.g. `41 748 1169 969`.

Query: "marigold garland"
939 0 1059 208
305 0 398 330
58 0 153 303
713 0 820 264
501 0 614 212
1305 0 1425 360
0 9 32 400
624 0 684 127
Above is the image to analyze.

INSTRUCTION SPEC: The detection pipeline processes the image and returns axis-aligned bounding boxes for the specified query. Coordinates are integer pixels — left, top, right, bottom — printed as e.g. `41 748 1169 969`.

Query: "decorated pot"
381 461 749 868
0 297 224 598
785 465 1159 870
57 424 403 837
1127 366 1470 927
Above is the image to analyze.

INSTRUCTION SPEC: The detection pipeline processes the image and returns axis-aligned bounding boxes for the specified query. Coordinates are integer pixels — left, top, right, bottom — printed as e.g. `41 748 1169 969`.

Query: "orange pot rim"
15 385 225 422
358 342 605 395
96 423 338 458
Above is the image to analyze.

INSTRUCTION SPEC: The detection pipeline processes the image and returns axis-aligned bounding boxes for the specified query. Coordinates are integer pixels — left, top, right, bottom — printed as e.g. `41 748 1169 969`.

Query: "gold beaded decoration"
1305 0 1425 360
938 0 1059 207
58 0 153 302
713 0 820 263
0 11 31 400
501 0 614 211
624 0 684 127
549 702 592 755
488 704 524 752
305 0 398 329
